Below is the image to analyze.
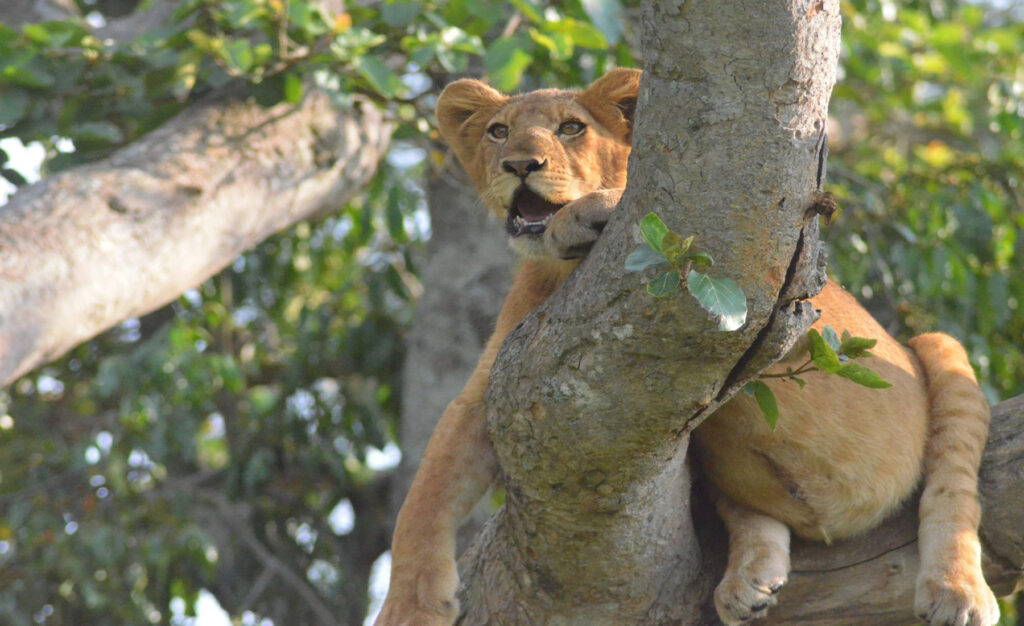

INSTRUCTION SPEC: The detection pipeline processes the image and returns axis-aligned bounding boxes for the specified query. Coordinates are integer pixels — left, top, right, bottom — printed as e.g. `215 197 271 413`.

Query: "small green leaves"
744 381 779 430
807 328 841 374
686 271 747 331
839 330 877 359
660 231 693 263
626 212 746 331
835 362 893 388
624 246 669 272
750 325 892 427
639 212 669 253
647 270 680 298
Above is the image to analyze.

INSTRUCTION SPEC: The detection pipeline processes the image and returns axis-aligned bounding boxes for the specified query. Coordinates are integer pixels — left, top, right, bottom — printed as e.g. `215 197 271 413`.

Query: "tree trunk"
0 90 390 386
458 0 839 622
449 0 1022 623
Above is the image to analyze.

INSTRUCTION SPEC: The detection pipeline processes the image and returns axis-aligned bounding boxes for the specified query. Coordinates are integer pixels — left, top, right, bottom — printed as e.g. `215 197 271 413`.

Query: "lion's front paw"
914 565 999 626
543 189 621 259
714 544 788 625
375 562 459 626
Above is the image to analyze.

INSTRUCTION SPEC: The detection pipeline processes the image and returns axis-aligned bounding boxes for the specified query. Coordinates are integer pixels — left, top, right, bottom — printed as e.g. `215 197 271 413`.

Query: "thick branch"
459 0 841 622
0 90 390 386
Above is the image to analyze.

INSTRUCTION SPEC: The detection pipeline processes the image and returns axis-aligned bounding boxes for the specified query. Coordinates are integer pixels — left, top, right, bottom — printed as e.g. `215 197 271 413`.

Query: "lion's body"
698 282 931 542
376 69 998 626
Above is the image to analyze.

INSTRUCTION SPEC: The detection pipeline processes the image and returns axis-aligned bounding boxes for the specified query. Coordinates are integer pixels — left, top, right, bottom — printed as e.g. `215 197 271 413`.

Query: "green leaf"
625 246 669 272
484 36 533 92
380 2 420 27
647 270 680 298
836 362 892 389
0 89 29 126
639 212 669 253
72 121 124 144
686 271 747 331
356 55 404 98
581 0 624 45
745 381 779 429
660 231 693 263
546 18 607 50
839 335 877 359
687 251 714 267
807 328 841 374
509 0 544 23
822 326 841 352
222 39 254 73
283 72 304 104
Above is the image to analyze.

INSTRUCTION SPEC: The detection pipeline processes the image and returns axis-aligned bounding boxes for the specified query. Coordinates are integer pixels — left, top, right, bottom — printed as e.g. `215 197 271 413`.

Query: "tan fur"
375 69 998 626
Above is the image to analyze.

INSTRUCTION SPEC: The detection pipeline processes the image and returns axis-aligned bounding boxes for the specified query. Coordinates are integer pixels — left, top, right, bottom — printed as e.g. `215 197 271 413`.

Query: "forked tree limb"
0 90 390 387
457 0 842 622
453 0 1022 622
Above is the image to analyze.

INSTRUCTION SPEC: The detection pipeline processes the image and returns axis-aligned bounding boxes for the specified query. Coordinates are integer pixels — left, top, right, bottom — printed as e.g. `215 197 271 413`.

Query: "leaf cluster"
626 212 748 332
744 326 891 429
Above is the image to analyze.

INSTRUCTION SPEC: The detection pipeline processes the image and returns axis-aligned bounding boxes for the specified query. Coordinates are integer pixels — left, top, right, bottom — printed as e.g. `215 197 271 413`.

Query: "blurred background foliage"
0 0 1020 624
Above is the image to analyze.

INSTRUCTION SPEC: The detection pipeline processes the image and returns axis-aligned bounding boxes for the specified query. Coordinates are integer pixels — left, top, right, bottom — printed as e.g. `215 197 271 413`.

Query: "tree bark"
458 0 839 622
447 1 1023 622
0 90 390 387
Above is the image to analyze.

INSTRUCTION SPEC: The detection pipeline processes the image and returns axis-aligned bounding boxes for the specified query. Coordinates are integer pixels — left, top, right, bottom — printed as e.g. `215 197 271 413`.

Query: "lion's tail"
906 332 990 579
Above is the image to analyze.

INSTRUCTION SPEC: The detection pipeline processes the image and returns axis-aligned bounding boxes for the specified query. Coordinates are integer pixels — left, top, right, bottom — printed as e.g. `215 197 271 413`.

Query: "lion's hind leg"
908 333 1000 626
713 496 791 625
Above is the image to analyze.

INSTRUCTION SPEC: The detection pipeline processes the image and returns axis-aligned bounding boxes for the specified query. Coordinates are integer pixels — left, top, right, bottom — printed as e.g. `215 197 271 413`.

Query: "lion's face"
435 69 640 258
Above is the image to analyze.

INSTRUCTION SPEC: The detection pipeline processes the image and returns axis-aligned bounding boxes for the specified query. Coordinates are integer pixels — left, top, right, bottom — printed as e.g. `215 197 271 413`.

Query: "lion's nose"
502 159 546 178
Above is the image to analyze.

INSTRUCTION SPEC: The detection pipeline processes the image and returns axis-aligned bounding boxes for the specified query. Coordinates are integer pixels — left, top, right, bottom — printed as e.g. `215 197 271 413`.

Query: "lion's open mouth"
506 188 565 237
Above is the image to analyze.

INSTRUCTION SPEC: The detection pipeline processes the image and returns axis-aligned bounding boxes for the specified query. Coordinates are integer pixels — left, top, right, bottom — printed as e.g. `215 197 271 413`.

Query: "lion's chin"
505 188 565 237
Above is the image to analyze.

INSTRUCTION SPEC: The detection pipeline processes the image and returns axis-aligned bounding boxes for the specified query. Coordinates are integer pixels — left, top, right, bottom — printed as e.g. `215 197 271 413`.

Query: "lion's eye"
558 120 585 136
488 123 509 140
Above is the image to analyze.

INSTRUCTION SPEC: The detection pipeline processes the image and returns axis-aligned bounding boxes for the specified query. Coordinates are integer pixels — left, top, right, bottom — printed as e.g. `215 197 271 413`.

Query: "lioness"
376 69 999 625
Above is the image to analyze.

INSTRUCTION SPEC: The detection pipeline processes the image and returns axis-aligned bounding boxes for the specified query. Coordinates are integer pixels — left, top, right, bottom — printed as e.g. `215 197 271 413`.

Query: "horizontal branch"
0 90 390 386
754 394 1024 623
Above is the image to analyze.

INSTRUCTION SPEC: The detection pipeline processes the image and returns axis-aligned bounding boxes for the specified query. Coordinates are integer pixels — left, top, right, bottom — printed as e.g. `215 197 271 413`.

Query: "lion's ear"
578 68 642 142
435 80 508 173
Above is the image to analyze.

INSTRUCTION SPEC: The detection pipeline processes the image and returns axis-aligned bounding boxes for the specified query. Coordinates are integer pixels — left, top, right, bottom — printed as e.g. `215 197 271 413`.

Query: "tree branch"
0 90 390 386
457 0 841 622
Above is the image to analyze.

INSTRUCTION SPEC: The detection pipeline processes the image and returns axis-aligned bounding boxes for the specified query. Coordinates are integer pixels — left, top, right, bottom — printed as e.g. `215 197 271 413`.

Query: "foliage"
744 327 891 429
626 212 748 331
0 0 636 622
0 0 633 176
0 0 1021 623
829 0 1024 402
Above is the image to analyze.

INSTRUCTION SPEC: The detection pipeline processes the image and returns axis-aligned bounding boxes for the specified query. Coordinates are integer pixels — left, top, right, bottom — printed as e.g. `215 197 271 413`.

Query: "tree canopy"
0 0 1020 624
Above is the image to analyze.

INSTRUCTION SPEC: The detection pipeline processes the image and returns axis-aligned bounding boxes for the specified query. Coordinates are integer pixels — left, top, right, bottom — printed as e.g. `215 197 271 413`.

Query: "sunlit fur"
376 68 998 626
434 71 634 259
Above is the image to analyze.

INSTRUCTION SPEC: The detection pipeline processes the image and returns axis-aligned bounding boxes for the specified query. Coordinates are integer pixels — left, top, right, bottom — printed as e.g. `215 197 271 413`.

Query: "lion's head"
435 68 640 258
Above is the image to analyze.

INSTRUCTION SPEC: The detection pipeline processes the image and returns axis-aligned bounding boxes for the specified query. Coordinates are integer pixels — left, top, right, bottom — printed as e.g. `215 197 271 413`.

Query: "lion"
375 68 999 626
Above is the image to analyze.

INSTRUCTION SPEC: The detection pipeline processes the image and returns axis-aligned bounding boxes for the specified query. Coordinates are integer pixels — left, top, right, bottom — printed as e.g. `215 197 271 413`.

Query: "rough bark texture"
393 165 514 549
0 90 390 386
457 0 841 622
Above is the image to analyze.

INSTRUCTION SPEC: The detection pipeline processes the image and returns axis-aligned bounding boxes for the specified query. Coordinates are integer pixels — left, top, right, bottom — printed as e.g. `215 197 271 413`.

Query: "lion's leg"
908 333 999 626
376 264 563 626
714 495 791 625
543 188 622 259
376 382 496 626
